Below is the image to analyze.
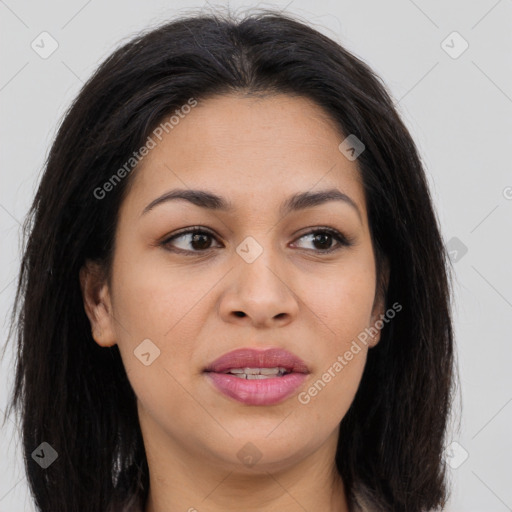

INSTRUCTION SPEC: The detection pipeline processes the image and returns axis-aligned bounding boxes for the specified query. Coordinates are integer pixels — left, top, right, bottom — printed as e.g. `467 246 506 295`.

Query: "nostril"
234 311 246 317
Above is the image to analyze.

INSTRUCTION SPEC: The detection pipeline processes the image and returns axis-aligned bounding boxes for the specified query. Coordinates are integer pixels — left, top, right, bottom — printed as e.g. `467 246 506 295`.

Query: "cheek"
298 350 367 429
110 248 202 337
109 255 204 387
300 265 376 347
297 284 370 420
291 267 374 419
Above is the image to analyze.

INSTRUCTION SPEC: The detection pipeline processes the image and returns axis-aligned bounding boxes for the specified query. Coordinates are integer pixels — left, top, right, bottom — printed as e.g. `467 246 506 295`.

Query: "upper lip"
204 348 310 374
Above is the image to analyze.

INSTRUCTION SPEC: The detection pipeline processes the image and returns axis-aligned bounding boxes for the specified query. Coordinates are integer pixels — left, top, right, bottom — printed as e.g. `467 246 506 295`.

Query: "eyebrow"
141 187 362 223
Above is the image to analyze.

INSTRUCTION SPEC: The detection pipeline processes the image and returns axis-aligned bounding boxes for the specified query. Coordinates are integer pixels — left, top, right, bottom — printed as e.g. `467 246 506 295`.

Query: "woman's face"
82 93 388 475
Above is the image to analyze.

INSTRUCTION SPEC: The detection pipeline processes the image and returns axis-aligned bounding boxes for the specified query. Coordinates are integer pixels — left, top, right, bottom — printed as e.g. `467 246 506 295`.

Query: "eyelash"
159 225 355 256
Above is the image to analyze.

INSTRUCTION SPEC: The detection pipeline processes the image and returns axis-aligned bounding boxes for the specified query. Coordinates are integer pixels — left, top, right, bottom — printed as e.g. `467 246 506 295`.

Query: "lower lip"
205 372 308 405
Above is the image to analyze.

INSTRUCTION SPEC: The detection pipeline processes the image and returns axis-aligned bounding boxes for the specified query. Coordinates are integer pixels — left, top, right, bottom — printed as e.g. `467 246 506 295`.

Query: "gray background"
1 0 511 510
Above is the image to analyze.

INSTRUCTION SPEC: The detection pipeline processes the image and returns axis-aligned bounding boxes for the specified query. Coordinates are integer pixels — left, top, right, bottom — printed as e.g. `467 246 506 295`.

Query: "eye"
291 227 354 253
161 227 221 254
160 226 354 255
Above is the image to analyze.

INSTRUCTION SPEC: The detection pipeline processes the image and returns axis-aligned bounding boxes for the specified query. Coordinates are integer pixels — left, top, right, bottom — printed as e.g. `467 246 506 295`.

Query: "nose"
218 247 300 328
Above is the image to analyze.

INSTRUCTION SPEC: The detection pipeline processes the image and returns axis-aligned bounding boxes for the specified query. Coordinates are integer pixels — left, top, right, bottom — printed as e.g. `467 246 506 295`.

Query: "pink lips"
204 348 309 406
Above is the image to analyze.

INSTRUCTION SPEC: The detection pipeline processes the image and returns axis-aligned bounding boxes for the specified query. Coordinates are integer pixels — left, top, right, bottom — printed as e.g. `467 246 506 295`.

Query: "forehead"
125 93 367 221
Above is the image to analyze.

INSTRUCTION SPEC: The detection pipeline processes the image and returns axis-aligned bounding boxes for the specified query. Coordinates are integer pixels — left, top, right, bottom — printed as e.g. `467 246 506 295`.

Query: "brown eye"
291 228 354 253
161 226 354 256
161 228 221 254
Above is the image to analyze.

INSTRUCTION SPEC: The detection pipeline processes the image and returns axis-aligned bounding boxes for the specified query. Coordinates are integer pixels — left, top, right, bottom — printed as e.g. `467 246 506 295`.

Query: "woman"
2 8 456 512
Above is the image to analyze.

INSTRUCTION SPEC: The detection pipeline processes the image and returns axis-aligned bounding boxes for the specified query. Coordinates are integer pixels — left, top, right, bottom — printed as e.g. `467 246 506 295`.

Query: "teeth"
243 368 263 375
224 367 289 379
259 367 285 375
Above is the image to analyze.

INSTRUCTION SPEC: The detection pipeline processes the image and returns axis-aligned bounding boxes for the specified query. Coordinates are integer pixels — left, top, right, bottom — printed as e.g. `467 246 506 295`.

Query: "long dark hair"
2 7 456 512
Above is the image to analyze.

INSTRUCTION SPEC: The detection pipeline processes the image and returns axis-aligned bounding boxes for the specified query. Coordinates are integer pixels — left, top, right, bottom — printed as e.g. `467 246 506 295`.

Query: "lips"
204 348 309 374
203 348 309 406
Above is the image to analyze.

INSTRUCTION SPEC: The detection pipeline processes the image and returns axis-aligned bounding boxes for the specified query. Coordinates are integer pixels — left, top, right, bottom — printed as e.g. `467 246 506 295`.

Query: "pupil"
191 233 211 250
314 233 331 250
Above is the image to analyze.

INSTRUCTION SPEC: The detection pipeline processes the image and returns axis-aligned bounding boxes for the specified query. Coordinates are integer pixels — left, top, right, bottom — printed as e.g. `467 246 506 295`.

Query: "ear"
79 260 117 347
368 256 390 348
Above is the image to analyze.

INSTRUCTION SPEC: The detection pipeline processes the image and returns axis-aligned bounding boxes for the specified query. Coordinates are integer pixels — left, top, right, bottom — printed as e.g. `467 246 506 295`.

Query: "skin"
81 93 389 512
